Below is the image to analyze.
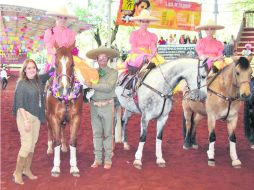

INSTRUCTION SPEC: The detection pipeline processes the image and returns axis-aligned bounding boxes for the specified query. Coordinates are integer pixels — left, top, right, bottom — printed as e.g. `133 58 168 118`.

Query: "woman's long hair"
18 59 39 82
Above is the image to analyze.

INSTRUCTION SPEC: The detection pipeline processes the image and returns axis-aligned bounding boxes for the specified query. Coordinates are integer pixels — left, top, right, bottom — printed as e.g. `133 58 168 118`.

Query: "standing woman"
12 59 53 185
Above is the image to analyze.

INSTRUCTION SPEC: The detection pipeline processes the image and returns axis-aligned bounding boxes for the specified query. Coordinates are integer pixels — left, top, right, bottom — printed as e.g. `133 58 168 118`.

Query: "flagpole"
107 0 112 47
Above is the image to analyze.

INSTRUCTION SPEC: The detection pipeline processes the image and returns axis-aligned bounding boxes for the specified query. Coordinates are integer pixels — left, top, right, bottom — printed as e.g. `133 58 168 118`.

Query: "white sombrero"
46 5 77 20
130 9 159 22
195 19 224 31
86 46 119 60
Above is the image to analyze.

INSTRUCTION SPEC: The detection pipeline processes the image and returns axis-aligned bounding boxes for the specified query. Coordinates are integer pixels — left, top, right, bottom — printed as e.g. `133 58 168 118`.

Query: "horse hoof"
123 143 130 150
208 159 215 167
133 160 142 170
71 172 80 177
51 172 60 177
61 146 68 153
192 144 199 149
47 149 53 154
182 144 190 150
250 144 254 150
157 163 166 168
133 164 142 170
232 159 241 168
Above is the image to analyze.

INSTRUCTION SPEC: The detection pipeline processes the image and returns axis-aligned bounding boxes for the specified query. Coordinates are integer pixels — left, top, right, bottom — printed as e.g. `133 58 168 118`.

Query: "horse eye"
236 71 240 76
201 75 206 79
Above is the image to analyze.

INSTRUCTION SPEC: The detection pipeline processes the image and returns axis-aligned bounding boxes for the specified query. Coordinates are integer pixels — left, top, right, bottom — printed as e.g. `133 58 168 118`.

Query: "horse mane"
235 56 250 70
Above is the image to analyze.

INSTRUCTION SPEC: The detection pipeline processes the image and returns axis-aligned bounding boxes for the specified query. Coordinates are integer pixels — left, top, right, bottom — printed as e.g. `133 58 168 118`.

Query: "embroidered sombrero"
195 19 224 31
86 46 119 60
46 5 77 20
130 9 159 22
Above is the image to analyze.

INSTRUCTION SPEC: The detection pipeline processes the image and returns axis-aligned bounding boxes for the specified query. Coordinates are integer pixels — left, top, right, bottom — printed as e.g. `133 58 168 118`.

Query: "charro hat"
86 46 119 60
130 9 159 22
46 5 77 20
195 19 224 31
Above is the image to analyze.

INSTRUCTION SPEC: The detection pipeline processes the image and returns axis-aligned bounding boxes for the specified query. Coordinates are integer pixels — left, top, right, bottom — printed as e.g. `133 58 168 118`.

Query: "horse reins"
140 65 173 119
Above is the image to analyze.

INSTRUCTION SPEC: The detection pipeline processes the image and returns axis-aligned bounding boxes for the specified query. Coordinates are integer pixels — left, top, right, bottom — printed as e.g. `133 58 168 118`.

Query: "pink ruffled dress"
195 36 224 69
124 28 164 70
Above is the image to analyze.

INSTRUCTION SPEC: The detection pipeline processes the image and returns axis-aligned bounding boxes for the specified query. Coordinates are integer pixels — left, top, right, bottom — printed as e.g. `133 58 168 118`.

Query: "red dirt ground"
1 77 254 190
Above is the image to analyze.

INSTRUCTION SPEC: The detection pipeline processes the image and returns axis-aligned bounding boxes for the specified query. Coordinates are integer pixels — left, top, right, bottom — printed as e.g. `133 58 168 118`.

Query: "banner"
116 0 201 30
1 53 27 66
157 44 197 60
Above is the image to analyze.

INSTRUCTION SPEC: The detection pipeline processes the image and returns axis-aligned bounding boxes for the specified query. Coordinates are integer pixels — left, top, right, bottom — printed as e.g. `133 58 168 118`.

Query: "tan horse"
45 47 83 177
182 57 252 168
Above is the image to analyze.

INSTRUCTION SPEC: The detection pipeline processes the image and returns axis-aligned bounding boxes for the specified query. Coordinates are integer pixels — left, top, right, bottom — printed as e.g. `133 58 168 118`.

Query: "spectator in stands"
0 65 9 89
185 35 191 44
158 37 166 45
242 43 252 56
172 34 177 44
192 36 197 44
179 35 186 44
168 34 173 44
228 35 235 56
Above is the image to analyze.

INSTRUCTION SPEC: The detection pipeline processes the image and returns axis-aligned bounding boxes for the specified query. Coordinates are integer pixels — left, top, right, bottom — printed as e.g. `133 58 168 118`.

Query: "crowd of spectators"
157 34 198 45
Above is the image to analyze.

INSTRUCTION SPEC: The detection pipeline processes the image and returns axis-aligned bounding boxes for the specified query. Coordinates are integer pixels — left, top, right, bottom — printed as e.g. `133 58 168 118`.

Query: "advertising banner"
116 0 201 30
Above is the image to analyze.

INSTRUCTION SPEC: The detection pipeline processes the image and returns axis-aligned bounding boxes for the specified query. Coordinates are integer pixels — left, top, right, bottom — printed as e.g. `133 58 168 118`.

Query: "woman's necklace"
29 79 42 107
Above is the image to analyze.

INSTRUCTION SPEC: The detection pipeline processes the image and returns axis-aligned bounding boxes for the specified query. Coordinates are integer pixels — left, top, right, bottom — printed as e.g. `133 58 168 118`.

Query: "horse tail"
243 98 254 144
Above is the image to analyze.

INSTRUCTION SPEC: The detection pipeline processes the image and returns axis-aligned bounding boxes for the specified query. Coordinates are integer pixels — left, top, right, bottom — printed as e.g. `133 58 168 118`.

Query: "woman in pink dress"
44 6 99 84
195 20 225 72
124 9 164 74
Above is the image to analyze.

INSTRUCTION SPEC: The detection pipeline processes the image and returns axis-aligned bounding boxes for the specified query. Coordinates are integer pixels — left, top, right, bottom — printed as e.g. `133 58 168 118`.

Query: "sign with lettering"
157 44 197 60
1 53 27 66
116 0 201 31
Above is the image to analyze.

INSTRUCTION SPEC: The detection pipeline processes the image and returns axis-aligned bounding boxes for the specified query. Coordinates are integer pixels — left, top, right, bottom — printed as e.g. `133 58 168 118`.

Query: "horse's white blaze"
60 56 68 87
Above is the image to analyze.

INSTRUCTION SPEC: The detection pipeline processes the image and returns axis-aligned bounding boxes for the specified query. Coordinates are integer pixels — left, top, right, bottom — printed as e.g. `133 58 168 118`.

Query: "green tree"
229 0 254 22
69 1 119 47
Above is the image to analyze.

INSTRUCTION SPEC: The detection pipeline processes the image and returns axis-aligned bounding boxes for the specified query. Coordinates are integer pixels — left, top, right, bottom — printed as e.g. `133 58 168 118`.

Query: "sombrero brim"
86 47 119 60
46 11 77 20
195 24 224 31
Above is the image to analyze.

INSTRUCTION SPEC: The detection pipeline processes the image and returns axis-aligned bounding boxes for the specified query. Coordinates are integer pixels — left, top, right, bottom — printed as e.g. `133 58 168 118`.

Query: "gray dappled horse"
115 58 208 169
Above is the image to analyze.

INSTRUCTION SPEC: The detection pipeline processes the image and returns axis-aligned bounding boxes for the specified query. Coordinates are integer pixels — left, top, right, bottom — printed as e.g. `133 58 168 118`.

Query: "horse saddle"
118 62 156 97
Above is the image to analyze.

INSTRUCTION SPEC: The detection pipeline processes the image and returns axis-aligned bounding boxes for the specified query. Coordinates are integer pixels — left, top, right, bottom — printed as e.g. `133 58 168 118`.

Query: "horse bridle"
207 63 250 120
183 59 208 101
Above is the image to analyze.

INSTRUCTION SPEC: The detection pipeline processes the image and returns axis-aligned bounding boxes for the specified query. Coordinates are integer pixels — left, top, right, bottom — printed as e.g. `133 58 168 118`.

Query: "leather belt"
91 99 113 107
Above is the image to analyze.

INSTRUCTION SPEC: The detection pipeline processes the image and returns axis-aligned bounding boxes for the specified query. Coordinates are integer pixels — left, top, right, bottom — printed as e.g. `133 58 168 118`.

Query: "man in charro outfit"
85 46 119 170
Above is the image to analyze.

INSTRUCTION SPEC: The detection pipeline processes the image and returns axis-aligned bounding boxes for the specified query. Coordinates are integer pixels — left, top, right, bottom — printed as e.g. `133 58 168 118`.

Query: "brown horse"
182 57 252 168
45 47 83 177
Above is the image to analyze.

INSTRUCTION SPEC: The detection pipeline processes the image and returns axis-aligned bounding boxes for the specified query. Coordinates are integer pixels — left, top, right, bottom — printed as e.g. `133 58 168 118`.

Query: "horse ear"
232 56 240 63
246 55 253 63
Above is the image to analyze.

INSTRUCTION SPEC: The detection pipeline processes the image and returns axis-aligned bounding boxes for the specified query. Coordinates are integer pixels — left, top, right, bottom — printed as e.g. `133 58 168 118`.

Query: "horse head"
233 56 253 99
55 46 74 96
